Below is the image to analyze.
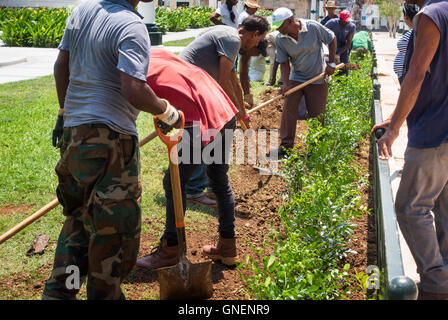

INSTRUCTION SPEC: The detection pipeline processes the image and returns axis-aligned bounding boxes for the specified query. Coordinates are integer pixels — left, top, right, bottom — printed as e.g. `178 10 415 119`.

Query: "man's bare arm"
54 50 70 110
210 12 224 25
120 71 167 115
239 53 251 95
339 33 354 55
375 14 441 159
280 62 291 93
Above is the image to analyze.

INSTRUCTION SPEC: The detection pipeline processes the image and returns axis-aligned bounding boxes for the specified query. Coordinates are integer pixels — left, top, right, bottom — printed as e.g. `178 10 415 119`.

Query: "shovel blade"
157 258 213 300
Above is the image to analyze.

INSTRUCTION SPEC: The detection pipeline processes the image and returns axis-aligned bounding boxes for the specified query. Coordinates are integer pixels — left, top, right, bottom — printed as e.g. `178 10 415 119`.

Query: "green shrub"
256 9 273 16
0 7 70 48
240 55 374 300
155 6 214 34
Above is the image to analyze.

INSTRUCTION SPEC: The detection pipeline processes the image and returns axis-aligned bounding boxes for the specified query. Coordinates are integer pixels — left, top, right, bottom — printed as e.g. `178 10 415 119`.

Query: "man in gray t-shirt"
180 25 241 83
44 0 180 300
180 16 270 128
269 7 336 157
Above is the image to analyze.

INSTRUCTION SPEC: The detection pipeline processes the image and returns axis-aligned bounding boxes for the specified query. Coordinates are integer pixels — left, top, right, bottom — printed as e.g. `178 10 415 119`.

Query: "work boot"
187 194 217 208
202 237 237 267
136 239 179 270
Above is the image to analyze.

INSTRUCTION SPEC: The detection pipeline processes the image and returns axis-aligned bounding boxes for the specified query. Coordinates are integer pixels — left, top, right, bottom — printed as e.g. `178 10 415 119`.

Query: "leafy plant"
239 55 374 300
155 6 214 34
0 7 70 48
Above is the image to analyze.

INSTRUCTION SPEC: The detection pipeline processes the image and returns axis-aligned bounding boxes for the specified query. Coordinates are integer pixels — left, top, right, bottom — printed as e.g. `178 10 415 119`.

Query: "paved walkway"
373 31 419 283
0 27 212 84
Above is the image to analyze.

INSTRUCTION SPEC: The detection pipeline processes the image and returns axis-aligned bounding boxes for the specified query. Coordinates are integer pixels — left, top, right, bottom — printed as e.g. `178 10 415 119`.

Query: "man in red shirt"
136 49 240 269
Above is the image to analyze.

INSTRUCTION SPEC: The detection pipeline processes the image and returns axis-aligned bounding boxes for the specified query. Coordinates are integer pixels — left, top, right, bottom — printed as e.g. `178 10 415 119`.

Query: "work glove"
156 99 181 132
244 93 254 108
52 109 64 148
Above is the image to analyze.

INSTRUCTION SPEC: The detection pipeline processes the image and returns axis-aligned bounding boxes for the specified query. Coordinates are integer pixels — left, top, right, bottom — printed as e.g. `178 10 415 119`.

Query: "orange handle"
154 111 185 153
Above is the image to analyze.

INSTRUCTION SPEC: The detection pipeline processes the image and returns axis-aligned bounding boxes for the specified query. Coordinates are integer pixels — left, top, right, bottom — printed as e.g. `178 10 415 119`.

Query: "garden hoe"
247 63 360 116
154 112 213 300
238 119 281 176
0 130 159 245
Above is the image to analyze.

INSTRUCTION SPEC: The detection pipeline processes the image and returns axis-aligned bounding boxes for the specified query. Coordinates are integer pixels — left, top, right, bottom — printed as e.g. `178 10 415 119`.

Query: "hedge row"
240 55 374 299
0 6 215 47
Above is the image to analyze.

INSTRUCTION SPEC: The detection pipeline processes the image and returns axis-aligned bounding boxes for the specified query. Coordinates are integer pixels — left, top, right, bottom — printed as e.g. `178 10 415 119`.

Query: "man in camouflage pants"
42 0 180 300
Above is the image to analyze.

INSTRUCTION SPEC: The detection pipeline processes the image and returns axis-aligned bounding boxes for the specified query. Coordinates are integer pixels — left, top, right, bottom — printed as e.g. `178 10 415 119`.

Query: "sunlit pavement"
0 26 212 84
373 31 419 283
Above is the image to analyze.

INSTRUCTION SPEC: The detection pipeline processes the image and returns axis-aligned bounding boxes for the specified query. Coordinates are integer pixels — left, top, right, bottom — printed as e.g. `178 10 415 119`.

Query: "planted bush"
0 7 70 48
240 55 373 299
155 6 214 34
256 9 273 16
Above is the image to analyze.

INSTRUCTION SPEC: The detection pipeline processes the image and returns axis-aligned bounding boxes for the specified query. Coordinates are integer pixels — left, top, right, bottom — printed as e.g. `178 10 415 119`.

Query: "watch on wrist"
328 62 336 68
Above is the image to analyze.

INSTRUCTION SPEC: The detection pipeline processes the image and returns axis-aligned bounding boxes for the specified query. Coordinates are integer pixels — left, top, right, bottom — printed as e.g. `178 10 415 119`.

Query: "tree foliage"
378 0 403 38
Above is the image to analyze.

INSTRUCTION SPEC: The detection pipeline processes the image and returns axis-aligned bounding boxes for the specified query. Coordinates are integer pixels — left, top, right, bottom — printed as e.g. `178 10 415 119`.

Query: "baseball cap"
272 7 293 28
339 10 352 22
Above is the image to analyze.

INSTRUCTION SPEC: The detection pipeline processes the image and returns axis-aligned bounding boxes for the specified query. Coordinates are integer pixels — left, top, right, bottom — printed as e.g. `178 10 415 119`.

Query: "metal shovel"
154 112 213 300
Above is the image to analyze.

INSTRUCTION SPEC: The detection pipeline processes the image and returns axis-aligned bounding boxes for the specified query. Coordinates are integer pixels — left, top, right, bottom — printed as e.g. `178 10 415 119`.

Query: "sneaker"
205 190 217 200
136 239 179 270
187 194 217 207
202 237 237 267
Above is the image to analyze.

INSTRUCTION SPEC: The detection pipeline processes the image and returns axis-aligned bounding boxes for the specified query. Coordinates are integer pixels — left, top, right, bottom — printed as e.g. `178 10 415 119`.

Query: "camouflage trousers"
43 124 142 300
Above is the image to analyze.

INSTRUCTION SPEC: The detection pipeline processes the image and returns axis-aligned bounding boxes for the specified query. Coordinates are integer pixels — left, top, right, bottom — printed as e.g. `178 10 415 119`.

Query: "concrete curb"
0 57 27 67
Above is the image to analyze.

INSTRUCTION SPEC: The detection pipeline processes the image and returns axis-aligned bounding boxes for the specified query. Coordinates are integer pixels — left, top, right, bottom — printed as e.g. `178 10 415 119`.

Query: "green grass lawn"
0 75 217 299
0 61 274 299
162 37 195 47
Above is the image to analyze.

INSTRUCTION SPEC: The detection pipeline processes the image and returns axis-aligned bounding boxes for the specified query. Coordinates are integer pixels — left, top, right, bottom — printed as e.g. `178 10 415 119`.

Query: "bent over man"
43 0 179 300
136 49 239 269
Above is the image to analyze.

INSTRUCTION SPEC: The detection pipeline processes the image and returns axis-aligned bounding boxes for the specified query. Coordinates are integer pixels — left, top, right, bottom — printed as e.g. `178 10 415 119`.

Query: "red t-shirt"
146 48 238 145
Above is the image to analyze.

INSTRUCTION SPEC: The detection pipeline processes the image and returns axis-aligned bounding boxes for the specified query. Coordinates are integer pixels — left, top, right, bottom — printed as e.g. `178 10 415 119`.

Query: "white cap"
272 7 293 28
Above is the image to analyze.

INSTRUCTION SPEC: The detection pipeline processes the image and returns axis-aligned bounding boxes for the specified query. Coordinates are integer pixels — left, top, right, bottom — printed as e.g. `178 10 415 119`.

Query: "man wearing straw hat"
238 0 261 25
321 1 338 26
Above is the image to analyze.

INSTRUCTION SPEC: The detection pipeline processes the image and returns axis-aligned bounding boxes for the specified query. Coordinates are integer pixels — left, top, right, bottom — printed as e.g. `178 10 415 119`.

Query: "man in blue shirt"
372 0 448 300
325 10 356 76
42 0 180 300
320 1 338 26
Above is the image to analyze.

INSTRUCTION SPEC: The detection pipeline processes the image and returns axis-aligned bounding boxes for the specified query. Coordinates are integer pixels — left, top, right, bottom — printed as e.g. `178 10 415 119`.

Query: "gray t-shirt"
179 25 241 81
276 19 335 84
59 0 151 137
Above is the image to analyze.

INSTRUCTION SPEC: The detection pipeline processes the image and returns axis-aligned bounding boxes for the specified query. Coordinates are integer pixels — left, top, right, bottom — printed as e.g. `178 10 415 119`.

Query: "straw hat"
325 1 337 9
244 0 261 9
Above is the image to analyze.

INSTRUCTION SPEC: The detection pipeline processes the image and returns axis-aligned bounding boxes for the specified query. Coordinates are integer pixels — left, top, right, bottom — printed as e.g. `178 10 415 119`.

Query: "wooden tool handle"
0 199 59 244
248 63 345 115
0 130 159 245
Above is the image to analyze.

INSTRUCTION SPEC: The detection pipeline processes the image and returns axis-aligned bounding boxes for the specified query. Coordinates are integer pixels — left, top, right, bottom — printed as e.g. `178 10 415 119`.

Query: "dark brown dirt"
128 87 377 300
0 204 34 216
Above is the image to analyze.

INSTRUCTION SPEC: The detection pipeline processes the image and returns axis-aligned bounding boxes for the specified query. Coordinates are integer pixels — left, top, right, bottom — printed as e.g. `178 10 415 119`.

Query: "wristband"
242 115 250 121
157 99 179 126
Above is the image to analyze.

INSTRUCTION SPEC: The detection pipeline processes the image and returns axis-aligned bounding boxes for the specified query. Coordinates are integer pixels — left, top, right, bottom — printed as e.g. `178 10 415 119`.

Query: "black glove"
157 107 181 132
52 114 64 148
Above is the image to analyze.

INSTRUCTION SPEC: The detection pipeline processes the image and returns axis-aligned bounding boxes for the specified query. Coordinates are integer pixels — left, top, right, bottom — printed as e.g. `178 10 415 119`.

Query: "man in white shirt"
211 0 240 29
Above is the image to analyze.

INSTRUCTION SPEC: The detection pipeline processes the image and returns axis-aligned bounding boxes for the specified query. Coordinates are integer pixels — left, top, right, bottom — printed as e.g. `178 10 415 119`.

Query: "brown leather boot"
136 239 179 270
202 237 237 266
